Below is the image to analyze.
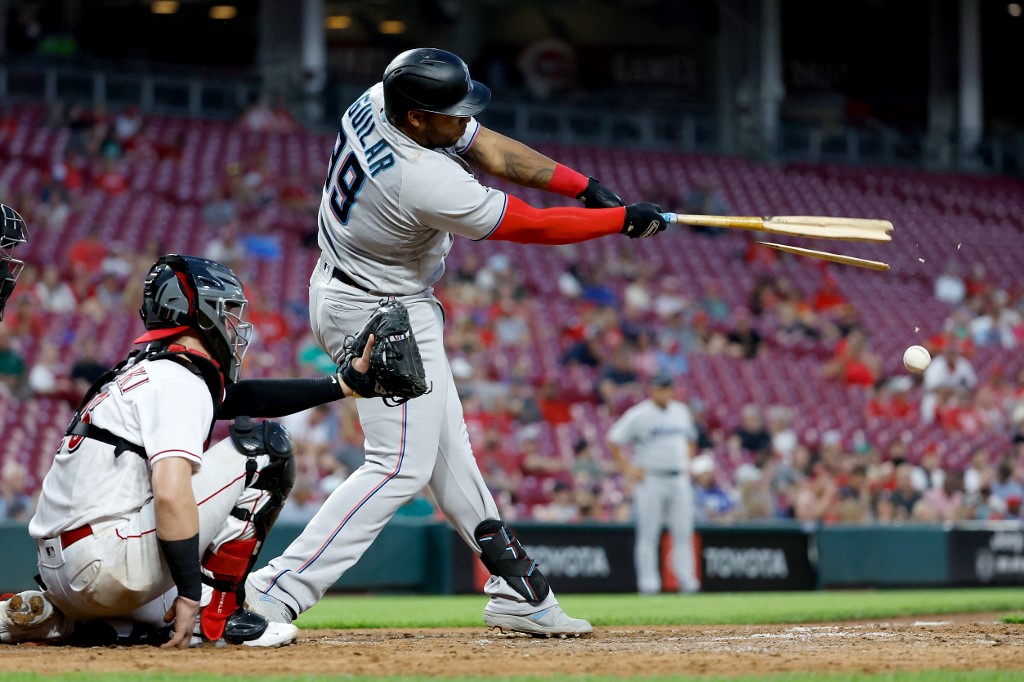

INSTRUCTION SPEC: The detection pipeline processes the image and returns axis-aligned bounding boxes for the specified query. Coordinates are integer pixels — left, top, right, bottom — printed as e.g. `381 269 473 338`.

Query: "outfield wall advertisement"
449 524 817 593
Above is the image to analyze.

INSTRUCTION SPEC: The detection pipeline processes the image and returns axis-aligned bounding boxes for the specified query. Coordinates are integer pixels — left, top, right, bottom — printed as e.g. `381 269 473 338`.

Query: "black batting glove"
622 203 667 239
577 177 624 208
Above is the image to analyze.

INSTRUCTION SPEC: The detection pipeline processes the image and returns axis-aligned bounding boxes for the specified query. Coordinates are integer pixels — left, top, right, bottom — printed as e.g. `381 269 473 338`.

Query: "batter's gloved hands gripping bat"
340 300 430 406
576 177 624 208
622 203 668 238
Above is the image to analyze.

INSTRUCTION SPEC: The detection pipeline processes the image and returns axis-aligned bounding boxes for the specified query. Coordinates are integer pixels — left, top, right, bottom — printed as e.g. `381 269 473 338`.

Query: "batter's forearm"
488 195 623 244
463 127 558 189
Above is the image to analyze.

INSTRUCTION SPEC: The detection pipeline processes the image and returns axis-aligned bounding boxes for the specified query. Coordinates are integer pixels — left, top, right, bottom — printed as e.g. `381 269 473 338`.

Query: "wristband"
158 534 202 602
546 163 589 198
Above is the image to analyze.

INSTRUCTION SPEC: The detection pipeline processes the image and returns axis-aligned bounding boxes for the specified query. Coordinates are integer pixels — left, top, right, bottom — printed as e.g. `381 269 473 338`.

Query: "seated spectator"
911 448 946 492
70 339 108 396
865 379 915 422
793 464 837 527
68 233 108 276
933 261 966 305
0 461 33 521
889 463 922 520
963 448 993 498
27 342 75 401
964 262 991 299
698 281 730 320
725 308 762 359
834 463 872 523
811 273 848 313
201 187 238 228
767 405 798 461
597 347 640 406
729 403 772 458
690 453 736 523
533 481 581 523
990 460 1024 504
921 341 977 423
821 327 880 388
94 157 128 195
0 324 26 395
34 264 76 313
922 470 968 522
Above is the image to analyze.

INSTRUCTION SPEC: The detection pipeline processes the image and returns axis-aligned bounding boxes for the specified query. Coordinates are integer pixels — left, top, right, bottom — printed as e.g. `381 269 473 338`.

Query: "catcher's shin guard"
474 520 550 603
200 418 295 641
200 538 258 641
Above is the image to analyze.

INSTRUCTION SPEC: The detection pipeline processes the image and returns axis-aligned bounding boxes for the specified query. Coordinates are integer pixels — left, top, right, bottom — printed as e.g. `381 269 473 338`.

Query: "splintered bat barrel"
661 213 894 243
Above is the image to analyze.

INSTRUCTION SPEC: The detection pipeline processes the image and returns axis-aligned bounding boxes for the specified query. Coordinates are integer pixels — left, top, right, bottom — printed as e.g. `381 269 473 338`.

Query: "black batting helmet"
382 47 491 120
1 204 28 321
136 254 252 384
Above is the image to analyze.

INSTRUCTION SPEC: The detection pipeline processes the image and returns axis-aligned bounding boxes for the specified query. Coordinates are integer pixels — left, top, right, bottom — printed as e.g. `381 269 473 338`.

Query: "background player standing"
0 254 382 648
245 47 669 637
607 372 701 595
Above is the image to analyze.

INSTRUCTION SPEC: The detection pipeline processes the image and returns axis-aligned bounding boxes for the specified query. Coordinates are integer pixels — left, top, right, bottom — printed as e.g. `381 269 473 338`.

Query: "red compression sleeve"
546 163 589 198
488 195 624 245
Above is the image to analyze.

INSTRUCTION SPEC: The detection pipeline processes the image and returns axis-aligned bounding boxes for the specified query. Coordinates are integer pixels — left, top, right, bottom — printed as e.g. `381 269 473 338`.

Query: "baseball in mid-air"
903 345 931 374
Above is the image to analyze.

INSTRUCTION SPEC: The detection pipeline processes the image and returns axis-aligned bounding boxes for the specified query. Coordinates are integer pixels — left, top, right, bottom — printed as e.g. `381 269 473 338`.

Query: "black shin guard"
474 519 550 603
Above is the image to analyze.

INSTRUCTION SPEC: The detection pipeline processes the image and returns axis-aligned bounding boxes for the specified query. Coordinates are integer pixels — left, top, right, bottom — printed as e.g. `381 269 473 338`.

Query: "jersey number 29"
325 131 366 225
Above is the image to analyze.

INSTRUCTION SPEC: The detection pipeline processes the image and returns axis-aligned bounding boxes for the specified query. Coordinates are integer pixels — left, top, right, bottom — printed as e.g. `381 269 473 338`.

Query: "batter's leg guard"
474 520 550 603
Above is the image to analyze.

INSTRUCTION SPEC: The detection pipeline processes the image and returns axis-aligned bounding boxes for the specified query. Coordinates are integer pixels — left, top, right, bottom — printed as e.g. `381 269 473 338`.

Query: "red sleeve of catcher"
487 195 625 245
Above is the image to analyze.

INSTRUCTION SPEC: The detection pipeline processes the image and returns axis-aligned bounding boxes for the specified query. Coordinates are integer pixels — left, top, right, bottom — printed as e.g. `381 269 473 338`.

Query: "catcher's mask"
0 204 28 321
136 254 252 384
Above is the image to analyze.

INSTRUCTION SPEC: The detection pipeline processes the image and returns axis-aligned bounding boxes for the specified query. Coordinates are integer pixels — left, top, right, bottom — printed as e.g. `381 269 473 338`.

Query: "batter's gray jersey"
317 83 507 295
607 400 697 473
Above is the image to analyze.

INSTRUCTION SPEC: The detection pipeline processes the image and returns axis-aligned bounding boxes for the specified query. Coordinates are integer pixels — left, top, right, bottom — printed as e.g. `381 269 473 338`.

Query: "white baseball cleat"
0 590 73 644
241 621 298 648
190 607 298 648
483 604 593 638
242 579 296 625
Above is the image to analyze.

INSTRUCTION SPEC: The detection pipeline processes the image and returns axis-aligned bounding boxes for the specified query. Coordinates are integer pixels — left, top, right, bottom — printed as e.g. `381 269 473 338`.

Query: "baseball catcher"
0 255 418 648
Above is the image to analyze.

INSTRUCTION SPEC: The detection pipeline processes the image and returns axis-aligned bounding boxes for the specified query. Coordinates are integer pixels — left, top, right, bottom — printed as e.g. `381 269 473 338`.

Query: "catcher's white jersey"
316 83 507 295
29 359 214 540
607 400 697 473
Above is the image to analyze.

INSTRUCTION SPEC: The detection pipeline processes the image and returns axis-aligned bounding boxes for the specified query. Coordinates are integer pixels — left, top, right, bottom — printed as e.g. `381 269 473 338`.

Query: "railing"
2 57 1020 176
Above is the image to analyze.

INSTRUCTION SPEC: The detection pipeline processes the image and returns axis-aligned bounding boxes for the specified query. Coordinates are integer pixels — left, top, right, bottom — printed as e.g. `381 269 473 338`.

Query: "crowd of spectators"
3 101 1024 530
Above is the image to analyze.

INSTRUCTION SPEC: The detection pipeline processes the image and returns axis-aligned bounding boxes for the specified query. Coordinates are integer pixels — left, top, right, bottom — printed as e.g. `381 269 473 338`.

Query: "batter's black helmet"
0 204 28 321
382 48 491 119
136 254 252 384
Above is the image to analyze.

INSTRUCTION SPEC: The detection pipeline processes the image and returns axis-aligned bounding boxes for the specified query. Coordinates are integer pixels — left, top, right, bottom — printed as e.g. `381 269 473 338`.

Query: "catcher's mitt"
339 300 429 406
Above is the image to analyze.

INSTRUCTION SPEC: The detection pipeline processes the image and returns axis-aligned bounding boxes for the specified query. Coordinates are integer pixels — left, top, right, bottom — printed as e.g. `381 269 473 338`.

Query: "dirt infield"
4 615 1024 678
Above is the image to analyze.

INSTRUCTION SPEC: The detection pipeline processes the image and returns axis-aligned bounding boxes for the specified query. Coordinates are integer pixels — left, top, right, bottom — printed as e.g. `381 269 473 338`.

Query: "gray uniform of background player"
247 84 569 619
607 393 700 594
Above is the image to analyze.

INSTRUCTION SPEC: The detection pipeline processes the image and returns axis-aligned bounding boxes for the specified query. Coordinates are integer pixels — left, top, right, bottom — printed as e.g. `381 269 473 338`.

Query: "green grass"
1 673 1022 682
293 587 1024 629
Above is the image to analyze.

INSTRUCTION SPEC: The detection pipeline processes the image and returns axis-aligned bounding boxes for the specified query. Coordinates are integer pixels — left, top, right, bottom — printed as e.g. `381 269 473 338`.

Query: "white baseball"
903 345 931 374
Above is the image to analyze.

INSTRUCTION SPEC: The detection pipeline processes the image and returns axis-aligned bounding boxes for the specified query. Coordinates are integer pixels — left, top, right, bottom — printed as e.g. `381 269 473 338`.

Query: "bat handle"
661 212 679 224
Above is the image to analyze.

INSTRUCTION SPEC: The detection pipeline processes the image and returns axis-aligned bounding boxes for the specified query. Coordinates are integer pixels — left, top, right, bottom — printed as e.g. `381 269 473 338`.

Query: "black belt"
650 470 682 477
331 266 378 295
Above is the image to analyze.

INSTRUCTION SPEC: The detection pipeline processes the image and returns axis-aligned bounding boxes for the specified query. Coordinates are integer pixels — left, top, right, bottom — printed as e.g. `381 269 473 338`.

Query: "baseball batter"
0 255 382 648
0 204 28 320
245 47 669 637
607 372 700 594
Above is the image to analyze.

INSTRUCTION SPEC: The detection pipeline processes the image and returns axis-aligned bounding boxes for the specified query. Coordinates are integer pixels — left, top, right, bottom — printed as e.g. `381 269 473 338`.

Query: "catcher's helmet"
382 47 491 120
136 254 252 384
0 204 28 320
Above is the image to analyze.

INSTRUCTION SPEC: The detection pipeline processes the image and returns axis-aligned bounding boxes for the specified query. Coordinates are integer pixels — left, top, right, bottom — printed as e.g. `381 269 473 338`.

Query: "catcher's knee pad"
474 519 550 603
229 416 296 538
